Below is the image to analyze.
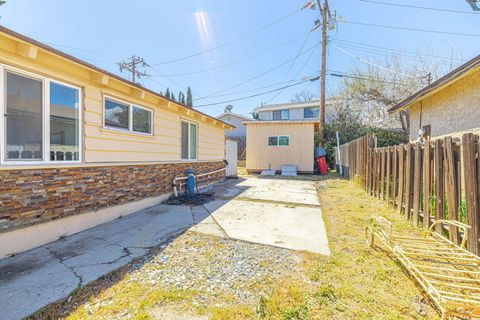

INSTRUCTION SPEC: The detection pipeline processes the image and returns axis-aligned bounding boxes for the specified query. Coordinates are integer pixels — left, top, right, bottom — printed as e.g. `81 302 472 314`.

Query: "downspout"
418 101 423 141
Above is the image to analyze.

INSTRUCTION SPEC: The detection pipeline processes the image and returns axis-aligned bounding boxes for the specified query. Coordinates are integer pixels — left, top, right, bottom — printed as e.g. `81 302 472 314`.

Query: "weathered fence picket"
336 132 480 255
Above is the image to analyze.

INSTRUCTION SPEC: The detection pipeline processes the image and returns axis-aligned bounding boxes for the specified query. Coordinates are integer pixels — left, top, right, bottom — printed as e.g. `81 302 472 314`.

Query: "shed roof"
388 54 480 113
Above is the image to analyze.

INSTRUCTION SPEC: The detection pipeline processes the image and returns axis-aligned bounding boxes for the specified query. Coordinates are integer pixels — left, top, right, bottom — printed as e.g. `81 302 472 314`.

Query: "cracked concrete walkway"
0 204 204 320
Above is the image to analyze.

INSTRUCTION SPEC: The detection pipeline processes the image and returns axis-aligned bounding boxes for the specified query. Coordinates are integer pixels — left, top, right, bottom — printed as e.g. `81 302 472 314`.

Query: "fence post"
405 143 414 219
397 145 405 214
386 146 391 205
434 139 445 233
392 145 398 208
380 148 385 199
444 137 460 245
462 133 480 254
412 142 423 226
423 140 432 229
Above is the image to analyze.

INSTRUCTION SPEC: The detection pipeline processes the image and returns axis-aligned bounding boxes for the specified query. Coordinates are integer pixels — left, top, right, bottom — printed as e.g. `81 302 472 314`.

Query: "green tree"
164 88 171 99
171 93 176 101
186 86 193 108
0 1 6 6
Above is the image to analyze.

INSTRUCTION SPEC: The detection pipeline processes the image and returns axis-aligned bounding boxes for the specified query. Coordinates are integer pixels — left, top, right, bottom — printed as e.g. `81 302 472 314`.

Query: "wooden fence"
336 133 480 255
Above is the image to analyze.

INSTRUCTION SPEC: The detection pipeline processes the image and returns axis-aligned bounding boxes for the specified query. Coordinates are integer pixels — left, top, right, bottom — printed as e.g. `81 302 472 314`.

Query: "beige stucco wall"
0 31 227 165
245 122 315 172
409 69 480 141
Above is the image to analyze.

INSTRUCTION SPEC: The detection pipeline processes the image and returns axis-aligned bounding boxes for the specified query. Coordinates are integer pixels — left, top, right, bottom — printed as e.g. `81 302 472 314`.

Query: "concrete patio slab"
211 178 320 206
208 200 329 255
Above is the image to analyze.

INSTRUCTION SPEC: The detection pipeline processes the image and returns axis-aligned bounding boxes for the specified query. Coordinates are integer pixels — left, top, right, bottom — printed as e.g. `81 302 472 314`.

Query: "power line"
326 69 409 85
147 65 215 104
359 0 480 15
194 78 319 108
332 42 411 77
285 29 314 76
203 76 318 99
194 41 321 101
265 43 319 104
332 38 465 63
150 7 303 66
154 31 311 77
343 20 480 37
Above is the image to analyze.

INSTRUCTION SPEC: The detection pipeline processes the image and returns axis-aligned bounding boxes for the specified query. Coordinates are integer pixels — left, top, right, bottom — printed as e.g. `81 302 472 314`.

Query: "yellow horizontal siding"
0 40 227 165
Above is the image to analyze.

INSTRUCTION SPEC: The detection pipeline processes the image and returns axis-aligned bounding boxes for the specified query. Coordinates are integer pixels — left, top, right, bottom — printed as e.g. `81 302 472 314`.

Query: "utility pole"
117 56 150 84
317 0 329 147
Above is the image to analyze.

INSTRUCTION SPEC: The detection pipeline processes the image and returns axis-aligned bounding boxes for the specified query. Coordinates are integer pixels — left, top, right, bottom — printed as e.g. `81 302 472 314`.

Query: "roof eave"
388 54 480 114
0 26 234 130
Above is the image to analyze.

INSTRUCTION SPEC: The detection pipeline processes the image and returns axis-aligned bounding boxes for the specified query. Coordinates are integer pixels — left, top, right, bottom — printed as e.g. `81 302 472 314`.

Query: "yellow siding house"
0 26 233 257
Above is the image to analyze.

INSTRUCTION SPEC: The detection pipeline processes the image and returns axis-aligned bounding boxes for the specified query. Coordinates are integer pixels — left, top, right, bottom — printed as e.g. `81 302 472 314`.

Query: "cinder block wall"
0 161 225 232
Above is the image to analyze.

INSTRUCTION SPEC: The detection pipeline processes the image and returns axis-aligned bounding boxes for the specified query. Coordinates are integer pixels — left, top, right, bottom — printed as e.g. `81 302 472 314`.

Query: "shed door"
225 139 237 177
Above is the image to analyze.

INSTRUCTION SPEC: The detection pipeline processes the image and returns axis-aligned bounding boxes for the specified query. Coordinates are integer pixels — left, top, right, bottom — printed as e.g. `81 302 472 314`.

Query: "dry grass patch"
255 177 438 319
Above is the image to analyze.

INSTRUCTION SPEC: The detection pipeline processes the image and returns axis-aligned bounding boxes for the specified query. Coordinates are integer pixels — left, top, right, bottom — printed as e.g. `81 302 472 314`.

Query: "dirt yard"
30 175 438 320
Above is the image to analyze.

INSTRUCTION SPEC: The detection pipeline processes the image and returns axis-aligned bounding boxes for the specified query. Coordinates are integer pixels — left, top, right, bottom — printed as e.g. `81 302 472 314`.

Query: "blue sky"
1 0 478 117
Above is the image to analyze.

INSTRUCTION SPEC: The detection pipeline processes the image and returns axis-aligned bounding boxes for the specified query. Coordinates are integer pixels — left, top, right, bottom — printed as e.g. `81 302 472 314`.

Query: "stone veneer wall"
0 161 225 232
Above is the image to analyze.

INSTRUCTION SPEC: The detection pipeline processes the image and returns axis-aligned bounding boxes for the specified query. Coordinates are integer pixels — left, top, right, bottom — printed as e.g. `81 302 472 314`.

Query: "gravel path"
130 231 305 306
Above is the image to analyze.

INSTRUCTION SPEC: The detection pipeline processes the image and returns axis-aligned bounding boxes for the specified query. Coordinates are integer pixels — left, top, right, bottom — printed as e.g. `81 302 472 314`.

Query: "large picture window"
2 67 81 163
103 97 153 135
181 120 197 160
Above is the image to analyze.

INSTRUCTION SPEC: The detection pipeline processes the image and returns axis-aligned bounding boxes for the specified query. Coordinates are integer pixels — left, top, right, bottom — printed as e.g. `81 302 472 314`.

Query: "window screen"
6 72 43 160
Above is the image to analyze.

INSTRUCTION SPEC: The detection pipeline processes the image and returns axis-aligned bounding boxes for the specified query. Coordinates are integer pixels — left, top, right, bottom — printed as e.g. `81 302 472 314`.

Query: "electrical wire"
153 31 311 77
332 42 411 77
333 39 465 64
359 0 480 15
204 77 318 99
150 7 303 66
194 79 316 108
194 41 321 101
285 29 314 76
264 44 319 104
326 69 409 85
343 20 480 37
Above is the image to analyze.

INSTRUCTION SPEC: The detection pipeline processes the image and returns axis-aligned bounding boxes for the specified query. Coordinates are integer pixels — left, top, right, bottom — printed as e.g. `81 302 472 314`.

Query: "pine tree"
165 88 171 99
171 93 176 101
178 91 184 105
186 86 193 108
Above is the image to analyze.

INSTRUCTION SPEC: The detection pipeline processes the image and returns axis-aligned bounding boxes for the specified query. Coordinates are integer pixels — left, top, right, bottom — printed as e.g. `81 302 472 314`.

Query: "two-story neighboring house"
254 100 323 121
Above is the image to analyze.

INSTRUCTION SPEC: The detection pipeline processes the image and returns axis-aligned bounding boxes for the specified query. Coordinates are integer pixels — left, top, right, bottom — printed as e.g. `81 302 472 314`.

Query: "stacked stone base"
0 161 225 232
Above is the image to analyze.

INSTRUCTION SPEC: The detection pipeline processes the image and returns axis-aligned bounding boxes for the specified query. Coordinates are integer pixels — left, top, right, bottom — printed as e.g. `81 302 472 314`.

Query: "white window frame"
103 95 153 136
181 119 198 161
303 107 319 119
0 64 82 165
272 109 289 120
267 135 290 147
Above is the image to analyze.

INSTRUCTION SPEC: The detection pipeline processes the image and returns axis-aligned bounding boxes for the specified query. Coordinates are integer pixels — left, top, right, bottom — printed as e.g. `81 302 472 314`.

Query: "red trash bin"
316 157 327 175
